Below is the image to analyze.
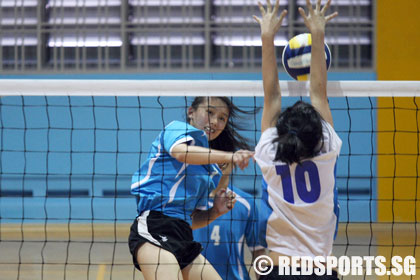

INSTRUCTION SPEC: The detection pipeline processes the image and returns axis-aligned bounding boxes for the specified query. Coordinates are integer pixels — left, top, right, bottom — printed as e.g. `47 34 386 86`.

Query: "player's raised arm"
171 144 254 170
298 0 338 126
254 0 287 132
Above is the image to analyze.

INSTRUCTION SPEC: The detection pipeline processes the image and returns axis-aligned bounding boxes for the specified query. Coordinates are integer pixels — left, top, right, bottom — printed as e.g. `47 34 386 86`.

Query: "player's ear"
187 106 195 119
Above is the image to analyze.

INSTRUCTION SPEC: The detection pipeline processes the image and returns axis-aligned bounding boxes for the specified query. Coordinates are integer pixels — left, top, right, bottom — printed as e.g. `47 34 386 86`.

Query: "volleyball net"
0 80 419 279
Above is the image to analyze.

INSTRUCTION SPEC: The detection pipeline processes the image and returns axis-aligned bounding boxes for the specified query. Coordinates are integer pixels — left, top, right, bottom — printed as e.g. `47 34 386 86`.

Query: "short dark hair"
187 97 254 152
273 101 324 164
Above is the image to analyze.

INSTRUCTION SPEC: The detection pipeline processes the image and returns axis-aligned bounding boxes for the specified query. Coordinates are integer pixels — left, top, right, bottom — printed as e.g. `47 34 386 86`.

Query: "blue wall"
0 72 377 223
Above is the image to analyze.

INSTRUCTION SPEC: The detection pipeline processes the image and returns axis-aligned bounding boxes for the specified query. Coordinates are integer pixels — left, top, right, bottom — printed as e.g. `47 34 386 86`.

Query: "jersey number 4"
210 225 220 246
275 161 321 204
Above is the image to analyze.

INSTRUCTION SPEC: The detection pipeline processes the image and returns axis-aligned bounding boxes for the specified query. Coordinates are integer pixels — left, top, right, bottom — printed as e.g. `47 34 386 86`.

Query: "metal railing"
0 0 375 73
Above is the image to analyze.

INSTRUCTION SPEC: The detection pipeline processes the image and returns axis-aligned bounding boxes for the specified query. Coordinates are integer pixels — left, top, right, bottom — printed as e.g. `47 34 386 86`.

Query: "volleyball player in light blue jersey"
130 120 222 224
254 0 340 279
194 185 265 280
128 96 255 280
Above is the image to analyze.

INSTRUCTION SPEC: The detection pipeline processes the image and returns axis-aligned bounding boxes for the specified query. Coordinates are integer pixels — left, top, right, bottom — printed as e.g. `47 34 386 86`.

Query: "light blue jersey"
193 186 262 280
131 120 222 225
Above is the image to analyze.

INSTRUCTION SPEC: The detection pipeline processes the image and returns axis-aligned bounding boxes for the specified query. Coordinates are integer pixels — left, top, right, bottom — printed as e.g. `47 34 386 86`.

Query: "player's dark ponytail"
274 101 324 164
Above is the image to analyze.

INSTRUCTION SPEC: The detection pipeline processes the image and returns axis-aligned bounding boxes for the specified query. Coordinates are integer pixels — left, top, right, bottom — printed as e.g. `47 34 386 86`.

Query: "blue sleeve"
161 121 208 153
196 194 213 211
245 198 261 250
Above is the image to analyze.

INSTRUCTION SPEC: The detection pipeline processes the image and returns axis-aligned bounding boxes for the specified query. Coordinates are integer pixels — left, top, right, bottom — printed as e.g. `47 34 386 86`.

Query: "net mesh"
0 80 419 279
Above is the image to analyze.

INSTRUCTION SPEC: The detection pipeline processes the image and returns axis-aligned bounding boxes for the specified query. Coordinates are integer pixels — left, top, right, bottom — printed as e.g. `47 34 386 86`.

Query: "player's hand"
253 0 287 39
232 149 254 170
298 0 338 34
213 188 236 216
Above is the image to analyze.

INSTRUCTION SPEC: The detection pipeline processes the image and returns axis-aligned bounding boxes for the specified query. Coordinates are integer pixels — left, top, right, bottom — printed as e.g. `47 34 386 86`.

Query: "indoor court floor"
0 223 418 280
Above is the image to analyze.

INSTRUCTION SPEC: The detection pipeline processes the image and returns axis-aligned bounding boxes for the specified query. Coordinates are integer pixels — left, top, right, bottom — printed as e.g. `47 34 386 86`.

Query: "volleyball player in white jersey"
254 0 341 279
128 96 254 280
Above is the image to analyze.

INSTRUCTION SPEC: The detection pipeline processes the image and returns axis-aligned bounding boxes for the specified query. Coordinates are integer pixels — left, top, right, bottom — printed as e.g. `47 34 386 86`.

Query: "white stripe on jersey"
167 137 193 204
235 193 251 217
131 135 193 190
130 143 162 190
169 136 195 156
137 210 161 246
168 174 186 204
237 234 245 279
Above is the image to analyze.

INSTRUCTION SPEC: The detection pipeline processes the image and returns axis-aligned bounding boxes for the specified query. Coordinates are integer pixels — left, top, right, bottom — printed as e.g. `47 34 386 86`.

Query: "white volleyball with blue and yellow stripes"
282 33 331 81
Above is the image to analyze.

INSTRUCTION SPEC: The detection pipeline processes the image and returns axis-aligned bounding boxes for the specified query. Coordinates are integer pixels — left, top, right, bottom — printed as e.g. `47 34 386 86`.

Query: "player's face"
188 97 229 141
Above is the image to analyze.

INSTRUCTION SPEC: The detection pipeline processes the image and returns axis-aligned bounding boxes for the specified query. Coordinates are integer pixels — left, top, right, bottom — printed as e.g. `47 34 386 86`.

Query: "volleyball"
282 33 332 81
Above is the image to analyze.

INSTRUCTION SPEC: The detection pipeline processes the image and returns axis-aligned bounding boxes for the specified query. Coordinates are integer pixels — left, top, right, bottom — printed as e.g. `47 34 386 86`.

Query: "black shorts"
128 210 203 271
260 266 339 280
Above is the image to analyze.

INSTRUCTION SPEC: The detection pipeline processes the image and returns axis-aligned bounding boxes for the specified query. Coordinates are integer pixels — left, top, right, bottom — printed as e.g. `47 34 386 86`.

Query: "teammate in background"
128 96 254 280
194 184 265 280
254 0 341 279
